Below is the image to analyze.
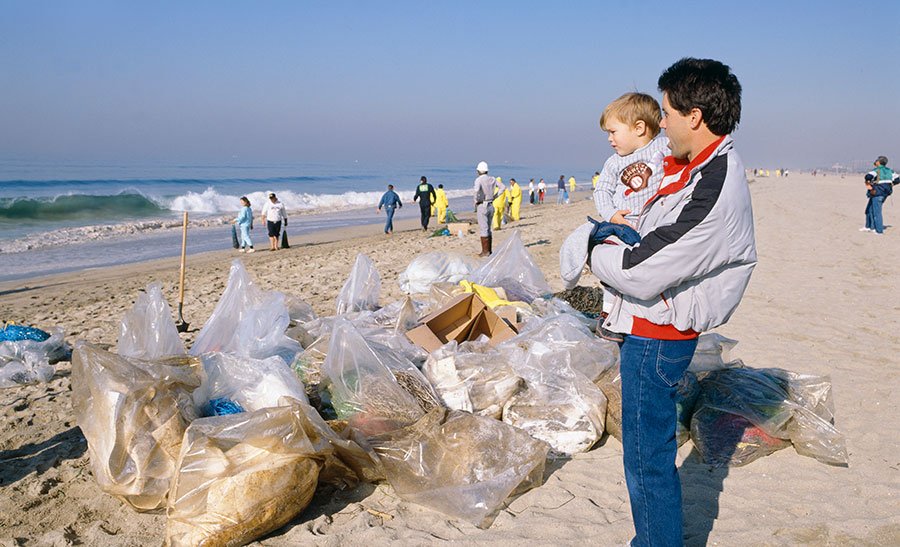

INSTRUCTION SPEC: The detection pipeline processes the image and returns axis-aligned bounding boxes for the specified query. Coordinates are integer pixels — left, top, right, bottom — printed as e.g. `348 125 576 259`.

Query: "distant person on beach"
556 175 566 204
434 184 449 223
592 92 669 341
862 156 895 234
538 178 546 204
376 184 402 235
233 196 255 253
413 176 436 232
492 178 508 230
508 178 522 221
568 176 577 195
589 58 755 547
473 161 503 257
592 171 600 189
261 192 287 251
528 179 536 204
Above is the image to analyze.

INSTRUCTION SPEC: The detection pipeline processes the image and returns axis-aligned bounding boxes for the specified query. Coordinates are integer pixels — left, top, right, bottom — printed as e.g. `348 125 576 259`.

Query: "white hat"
476 161 489 173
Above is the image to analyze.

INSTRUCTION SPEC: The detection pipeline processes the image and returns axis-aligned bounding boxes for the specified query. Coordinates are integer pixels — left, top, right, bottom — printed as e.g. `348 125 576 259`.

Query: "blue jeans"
865 195 885 233
384 206 396 233
239 224 252 248
620 335 698 547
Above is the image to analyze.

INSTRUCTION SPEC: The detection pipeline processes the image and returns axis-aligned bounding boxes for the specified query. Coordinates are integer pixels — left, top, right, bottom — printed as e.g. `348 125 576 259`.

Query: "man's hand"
610 210 635 228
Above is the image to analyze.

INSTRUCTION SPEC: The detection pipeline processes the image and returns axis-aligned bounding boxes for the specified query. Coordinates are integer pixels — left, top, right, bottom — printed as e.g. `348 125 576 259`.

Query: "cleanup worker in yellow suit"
434 184 449 223
492 177 507 230
568 176 577 194
508 178 522 221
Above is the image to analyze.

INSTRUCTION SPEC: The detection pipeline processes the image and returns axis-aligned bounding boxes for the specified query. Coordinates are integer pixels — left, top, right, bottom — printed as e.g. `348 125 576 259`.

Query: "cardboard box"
406 293 518 353
447 222 471 236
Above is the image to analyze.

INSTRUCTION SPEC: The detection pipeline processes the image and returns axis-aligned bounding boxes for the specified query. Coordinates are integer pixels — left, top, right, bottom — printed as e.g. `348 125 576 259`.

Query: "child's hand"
610 210 635 228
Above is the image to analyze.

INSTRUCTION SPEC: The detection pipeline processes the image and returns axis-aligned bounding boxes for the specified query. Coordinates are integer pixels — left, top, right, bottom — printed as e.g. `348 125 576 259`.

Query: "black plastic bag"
231 225 240 249
281 229 290 249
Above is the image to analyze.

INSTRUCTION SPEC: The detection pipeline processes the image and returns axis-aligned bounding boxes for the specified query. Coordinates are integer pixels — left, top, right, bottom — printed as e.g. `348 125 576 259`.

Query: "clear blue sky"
1 1 898 170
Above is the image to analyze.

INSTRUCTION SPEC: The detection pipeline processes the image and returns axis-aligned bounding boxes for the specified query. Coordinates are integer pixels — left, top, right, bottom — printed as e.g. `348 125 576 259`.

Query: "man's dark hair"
658 58 742 136
420 176 427 183
388 184 394 189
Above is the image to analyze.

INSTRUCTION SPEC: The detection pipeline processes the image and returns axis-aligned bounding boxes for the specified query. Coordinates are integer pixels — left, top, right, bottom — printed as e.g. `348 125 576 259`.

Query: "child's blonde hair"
599 92 661 136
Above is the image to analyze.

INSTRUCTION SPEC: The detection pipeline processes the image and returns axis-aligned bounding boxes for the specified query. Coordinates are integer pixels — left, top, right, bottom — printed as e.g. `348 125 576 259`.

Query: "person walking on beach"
861 156 895 234
434 184 449 223
528 179 536 204
413 176 436 232
473 161 503 257
556 175 566 204
233 196 255 253
568 176 577 195
592 171 600 190
589 58 755 547
260 192 288 251
508 178 523 221
376 184 402 235
538 178 546 204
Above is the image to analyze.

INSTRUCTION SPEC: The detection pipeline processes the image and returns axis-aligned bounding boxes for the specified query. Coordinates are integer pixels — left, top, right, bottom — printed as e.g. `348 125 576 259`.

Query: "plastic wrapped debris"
0 327 68 388
71 342 201 511
117 283 186 360
322 320 438 437
502 347 607 456
509 314 617 382
165 402 331 546
524 297 597 331
595 363 699 446
204 397 244 416
368 408 550 528
423 341 522 419
335 253 381 315
192 353 309 416
398 252 478 294
284 293 317 324
689 333 741 372
690 367 848 467
190 260 301 364
468 231 551 303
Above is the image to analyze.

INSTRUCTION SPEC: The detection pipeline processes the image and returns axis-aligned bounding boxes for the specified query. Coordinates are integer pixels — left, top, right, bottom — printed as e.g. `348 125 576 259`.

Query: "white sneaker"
246 248 255 253
859 227 872 232
238 248 245 253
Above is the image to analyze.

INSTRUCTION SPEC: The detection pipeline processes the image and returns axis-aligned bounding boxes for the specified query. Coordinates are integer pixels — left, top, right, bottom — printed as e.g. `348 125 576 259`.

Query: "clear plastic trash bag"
690 367 848 467
284 293 318 324
367 407 550 528
190 259 301 364
508 313 617 382
71 342 201 511
335 253 381 315
0 326 67 388
422 341 522 419
502 346 607 456
321 319 438 437
398 252 478 294
689 333 742 372
165 401 331 547
117 282 186 360
522 297 597 332
468 231 551 303
192 353 309 416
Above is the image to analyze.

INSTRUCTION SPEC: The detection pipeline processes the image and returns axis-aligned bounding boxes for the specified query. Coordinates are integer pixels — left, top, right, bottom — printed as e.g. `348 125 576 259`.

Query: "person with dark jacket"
591 58 755 547
413 176 437 232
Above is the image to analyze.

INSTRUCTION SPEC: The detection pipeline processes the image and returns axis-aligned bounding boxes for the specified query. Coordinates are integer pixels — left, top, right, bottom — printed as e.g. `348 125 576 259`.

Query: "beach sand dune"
1 174 898 545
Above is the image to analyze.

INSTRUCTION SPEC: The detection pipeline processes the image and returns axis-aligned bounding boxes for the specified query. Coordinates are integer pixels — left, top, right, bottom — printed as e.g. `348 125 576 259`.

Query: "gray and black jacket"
590 135 757 338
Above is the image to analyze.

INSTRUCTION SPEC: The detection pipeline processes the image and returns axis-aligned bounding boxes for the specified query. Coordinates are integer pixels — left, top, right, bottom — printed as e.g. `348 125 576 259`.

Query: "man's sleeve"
593 159 620 221
591 156 750 300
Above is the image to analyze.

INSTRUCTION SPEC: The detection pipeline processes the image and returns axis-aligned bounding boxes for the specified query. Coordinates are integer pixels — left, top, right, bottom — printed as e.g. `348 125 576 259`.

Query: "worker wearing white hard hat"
473 161 503 256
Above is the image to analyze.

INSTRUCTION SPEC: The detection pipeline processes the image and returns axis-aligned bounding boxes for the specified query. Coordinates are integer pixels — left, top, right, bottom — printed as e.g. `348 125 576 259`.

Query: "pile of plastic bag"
66 232 850 543
0 323 69 388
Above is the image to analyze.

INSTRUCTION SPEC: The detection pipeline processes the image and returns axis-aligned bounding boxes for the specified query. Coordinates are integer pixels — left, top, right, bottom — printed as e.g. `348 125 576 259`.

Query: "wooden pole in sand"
176 211 189 331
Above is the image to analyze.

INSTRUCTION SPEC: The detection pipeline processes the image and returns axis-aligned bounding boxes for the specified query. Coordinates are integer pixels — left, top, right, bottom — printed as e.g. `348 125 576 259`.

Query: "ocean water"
0 160 594 282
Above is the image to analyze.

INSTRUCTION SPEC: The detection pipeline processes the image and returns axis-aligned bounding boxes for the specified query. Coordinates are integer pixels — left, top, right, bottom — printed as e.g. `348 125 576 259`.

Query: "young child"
592 92 669 341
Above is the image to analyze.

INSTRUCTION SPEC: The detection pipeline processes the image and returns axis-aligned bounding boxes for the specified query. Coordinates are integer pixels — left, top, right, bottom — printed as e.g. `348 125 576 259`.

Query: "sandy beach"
1 174 898 546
